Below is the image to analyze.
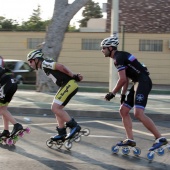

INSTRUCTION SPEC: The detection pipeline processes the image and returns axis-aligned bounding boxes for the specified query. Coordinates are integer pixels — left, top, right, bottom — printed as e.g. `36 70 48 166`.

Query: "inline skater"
0 56 23 139
27 49 83 141
100 35 168 151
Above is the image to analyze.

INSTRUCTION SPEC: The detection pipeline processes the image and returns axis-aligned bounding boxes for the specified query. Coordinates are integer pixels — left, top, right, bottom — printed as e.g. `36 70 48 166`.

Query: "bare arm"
56 63 74 77
121 77 129 95
56 63 83 81
112 70 127 95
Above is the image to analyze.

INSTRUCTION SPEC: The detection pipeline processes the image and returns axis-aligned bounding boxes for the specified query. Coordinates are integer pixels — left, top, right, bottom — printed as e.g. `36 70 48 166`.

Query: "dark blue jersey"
113 51 149 82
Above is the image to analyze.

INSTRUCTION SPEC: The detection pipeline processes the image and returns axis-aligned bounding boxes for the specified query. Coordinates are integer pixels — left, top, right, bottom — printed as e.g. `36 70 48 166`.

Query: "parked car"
4 59 36 84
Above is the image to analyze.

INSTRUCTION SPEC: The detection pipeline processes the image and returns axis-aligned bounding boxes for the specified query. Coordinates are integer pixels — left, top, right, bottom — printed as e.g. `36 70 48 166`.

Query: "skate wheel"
167 145 170 151
112 145 119 154
157 147 165 156
55 141 63 149
83 128 90 136
18 132 24 137
6 138 14 146
133 147 141 156
122 147 130 155
147 151 154 161
13 135 19 142
46 139 53 148
25 127 31 134
64 141 72 150
0 138 3 144
74 136 81 142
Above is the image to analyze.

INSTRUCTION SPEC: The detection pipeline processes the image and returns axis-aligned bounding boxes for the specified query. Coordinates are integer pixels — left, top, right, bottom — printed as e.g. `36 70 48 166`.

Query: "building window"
139 40 163 52
27 38 44 49
82 39 103 50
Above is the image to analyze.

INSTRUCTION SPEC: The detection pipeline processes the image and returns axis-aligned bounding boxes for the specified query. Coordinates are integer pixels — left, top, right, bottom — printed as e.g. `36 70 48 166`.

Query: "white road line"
1 120 169 138
96 120 153 137
0 120 95 128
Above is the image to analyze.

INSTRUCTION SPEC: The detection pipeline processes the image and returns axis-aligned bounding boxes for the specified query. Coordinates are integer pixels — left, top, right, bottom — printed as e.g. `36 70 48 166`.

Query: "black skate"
10 123 23 137
112 139 141 156
64 127 90 150
46 120 90 150
46 127 67 149
0 130 10 145
6 124 30 146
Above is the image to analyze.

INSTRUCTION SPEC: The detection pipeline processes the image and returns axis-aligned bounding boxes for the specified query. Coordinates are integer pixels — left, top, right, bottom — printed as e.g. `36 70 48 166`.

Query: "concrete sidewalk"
18 83 170 95
9 86 170 121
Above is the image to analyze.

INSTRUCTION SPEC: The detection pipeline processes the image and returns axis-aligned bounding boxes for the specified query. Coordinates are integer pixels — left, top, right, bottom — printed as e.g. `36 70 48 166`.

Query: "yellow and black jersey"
41 59 73 87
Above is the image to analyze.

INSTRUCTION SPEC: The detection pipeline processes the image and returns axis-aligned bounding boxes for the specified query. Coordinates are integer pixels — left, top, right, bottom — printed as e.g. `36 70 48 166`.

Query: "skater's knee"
0 106 7 115
119 106 130 117
51 103 63 115
134 109 145 120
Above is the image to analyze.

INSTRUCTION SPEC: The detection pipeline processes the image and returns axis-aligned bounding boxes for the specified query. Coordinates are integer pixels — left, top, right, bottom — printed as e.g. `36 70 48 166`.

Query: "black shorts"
123 74 152 110
0 76 17 105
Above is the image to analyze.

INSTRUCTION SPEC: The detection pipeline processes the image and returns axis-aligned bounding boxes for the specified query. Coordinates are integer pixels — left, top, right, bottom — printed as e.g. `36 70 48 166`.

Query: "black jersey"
42 59 72 87
113 51 149 82
0 67 11 78
0 67 13 80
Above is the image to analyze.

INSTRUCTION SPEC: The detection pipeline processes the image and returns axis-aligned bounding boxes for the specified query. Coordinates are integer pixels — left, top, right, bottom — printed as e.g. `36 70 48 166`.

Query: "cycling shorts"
123 74 152 110
53 79 78 106
0 76 17 106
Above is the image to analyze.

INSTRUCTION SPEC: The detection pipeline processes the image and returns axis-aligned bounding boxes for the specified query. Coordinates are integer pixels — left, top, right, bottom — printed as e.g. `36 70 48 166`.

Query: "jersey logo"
136 94 144 102
0 84 5 98
58 85 71 100
48 74 57 83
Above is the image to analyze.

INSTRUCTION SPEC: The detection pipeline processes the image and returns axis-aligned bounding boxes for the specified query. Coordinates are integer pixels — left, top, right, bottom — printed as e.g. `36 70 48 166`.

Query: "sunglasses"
102 47 107 50
29 60 34 64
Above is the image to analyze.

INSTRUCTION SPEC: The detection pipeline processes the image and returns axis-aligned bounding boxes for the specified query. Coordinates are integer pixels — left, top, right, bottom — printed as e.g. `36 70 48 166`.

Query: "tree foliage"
0 4 78 32
0 16 19 31
78 0 103 27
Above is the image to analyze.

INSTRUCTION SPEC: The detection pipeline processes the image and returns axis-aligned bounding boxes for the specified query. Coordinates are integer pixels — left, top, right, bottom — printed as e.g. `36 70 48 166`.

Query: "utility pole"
109 0 119 91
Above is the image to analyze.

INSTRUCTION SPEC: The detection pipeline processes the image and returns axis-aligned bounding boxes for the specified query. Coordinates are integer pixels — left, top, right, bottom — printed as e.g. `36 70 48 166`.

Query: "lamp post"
109 0 119 91
121 21 125 51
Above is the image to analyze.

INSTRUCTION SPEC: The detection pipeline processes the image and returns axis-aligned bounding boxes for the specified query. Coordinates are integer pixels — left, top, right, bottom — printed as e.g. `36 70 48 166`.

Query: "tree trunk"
43 0 89 61
36 0 89 92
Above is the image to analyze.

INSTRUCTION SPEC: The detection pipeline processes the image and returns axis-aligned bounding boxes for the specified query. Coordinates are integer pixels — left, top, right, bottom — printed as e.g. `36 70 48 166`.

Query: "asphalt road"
0 115 170 170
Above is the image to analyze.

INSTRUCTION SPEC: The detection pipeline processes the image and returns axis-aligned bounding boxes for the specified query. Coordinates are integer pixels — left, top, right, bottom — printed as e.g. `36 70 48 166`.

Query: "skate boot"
10 123 23 137
0 130 10 138
149 137 168 151
51 127 67 141
147 137 169 161
117 139 136 147
112 139 141 156
66 118 81 139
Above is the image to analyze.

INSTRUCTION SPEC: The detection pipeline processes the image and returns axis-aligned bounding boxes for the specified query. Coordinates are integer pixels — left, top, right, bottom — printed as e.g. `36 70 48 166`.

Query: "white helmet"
27 49 44 61
101 36 119 47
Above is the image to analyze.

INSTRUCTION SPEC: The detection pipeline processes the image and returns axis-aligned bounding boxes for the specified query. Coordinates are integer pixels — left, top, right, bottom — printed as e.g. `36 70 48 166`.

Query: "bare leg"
134 108 161 139
0 106 17 126
51 102 71 128
2 115 9 130
119 105 133 139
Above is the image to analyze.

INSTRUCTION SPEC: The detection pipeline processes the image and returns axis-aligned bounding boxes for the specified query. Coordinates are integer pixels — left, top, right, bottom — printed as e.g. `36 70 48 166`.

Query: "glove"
105 92 115 101
73 74 81 82
120 94 126 104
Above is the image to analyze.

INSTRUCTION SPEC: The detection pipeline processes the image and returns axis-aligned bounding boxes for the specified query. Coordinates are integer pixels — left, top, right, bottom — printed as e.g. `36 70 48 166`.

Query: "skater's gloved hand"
120 94 126 104
73 73 83 82
105 92 115 101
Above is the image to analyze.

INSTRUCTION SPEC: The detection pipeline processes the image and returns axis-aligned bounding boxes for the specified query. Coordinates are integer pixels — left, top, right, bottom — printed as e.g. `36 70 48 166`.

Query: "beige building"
0 31 170 85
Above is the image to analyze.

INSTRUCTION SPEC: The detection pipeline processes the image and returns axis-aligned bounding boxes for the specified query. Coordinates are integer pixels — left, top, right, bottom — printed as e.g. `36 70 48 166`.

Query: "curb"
18 84 170 95
9 107 170 121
